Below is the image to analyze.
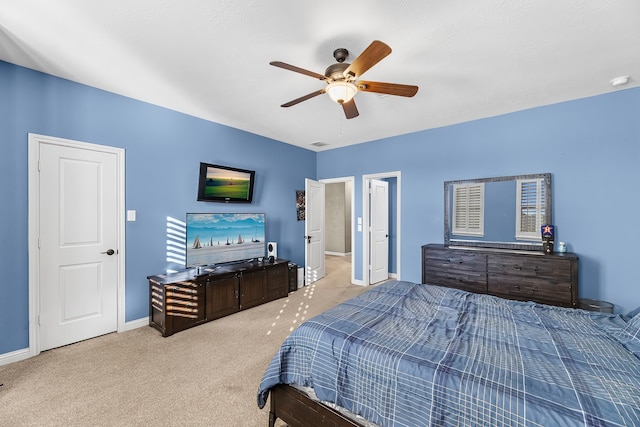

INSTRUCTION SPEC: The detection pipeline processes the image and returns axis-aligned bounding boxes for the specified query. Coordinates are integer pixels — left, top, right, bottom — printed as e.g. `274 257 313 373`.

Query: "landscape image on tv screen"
186 213 266 267
197 163 254 203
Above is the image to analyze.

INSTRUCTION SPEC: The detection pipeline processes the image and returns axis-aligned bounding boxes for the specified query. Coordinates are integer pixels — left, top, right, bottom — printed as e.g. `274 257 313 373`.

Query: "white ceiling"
1 1 639 152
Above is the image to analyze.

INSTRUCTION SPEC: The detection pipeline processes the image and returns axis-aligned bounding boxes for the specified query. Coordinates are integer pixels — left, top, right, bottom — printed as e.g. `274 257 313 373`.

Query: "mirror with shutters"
444 173 552 251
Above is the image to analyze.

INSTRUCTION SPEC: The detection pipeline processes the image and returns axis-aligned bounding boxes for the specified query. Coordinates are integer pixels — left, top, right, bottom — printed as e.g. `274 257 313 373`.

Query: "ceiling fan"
270 40 418 119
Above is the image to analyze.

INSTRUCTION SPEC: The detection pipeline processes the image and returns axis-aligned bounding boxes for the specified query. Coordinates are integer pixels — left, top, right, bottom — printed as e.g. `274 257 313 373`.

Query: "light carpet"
0 256 368 426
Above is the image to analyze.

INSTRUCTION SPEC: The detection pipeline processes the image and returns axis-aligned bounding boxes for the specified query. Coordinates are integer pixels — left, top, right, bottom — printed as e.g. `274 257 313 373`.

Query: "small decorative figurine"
541 224 555 254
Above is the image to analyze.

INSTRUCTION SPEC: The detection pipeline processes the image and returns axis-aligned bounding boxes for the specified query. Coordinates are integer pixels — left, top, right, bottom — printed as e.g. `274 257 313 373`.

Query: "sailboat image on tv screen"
192 235 201 249
252 227 260 243
186 213 266 267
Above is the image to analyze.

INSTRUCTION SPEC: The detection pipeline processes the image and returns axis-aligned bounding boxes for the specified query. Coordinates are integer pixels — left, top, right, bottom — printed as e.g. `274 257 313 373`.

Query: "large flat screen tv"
186 212 266 268
197 162 255 203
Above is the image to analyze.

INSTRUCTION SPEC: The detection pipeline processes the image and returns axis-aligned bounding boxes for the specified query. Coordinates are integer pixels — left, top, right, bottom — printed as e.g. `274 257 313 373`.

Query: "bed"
257 278 640 426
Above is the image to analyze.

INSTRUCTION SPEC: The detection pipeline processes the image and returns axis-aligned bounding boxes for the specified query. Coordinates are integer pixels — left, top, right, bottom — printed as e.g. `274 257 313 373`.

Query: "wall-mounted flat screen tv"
197 162 255 203
186 212 266 267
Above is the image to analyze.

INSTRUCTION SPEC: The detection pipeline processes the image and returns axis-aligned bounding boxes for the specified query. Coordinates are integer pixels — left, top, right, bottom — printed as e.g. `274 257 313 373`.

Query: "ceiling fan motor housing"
325 62 350 81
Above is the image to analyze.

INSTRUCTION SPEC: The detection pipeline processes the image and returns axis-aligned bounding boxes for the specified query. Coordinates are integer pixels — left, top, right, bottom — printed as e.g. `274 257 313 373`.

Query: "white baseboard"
356 273 397 287
1 317 149 367
324 251 351 257
0 347 31 367
121 317 149 332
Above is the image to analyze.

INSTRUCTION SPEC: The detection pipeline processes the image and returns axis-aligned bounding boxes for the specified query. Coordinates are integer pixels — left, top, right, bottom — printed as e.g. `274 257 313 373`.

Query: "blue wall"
0 61 314 355
318 87 640 314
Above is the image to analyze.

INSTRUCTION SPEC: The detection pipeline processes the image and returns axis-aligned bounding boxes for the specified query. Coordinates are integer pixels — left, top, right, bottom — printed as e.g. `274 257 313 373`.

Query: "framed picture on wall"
296 190 305 221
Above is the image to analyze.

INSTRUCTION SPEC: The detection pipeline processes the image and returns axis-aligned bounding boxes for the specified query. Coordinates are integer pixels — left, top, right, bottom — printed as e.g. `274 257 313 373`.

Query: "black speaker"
287 263 298 292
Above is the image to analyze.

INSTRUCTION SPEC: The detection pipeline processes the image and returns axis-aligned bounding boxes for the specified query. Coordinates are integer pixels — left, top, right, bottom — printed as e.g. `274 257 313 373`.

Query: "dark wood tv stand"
148 258 289 337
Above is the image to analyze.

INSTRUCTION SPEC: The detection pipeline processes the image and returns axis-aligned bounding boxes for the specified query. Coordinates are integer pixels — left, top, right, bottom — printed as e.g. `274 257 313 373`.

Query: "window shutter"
516 178 546 240
452 183 484 236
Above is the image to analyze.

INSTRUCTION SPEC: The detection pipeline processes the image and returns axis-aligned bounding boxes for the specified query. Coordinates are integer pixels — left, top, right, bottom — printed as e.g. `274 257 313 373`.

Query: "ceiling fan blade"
356 80 419 97
343 40 392 79
342 99 359 119
270 61 326 80
281 89 326 107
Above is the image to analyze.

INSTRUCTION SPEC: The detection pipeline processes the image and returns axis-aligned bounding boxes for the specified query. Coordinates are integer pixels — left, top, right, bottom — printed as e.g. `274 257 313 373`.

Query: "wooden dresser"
422 244 578 307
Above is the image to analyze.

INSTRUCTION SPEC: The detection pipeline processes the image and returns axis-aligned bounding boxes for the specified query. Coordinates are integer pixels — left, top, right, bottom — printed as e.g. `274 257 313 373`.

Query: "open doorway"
321 177 355 285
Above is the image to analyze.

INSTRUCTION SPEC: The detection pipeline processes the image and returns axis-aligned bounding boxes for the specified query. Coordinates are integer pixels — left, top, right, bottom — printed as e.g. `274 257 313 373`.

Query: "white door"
305 178 325 284
38 141 119 351
370 179 389 284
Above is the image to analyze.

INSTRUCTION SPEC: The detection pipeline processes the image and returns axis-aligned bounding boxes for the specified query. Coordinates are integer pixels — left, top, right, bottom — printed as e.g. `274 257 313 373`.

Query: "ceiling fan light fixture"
326 81 357 104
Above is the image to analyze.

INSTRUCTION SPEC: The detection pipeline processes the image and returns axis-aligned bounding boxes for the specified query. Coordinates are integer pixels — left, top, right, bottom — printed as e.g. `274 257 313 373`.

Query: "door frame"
320 176 355 285
27 133 126 358
362 171 401 286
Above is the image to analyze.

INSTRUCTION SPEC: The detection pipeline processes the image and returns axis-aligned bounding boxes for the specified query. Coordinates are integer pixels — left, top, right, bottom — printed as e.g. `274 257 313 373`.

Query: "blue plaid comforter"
257 280 640 426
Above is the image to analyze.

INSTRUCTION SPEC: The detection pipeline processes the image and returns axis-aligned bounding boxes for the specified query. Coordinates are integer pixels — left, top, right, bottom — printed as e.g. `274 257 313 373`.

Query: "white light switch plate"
127 210 136 222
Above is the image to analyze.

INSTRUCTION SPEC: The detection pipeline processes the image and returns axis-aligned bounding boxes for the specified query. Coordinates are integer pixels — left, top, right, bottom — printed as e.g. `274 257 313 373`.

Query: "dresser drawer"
487 254 572 281
422 247 486 293
487 254 576 306
487 275 573 306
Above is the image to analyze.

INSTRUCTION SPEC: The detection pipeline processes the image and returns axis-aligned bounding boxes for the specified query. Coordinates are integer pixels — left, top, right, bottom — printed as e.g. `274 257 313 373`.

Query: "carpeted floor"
0 255 367 426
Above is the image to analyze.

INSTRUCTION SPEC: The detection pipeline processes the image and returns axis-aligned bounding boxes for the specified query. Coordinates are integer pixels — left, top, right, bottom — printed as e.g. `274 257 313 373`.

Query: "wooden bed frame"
269 384 361 427
267 245 579 427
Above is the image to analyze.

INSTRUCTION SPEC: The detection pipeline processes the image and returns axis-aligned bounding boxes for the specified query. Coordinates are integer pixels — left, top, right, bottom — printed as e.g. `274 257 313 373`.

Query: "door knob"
101 249 115 256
